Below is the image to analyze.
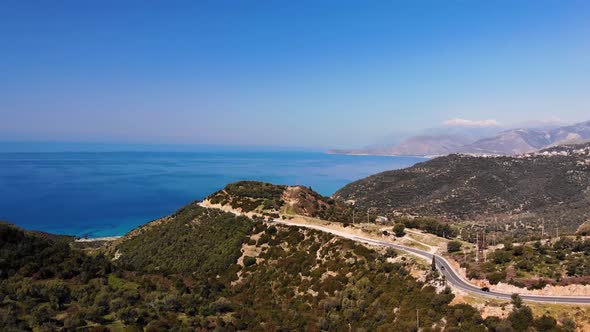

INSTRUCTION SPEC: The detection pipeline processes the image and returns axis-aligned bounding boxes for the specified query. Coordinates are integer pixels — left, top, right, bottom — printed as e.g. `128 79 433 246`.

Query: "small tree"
509 306 533 331
393 224 406 237
431 256 437 271
534 315 557 331
447 241 462 253
511 293 522 308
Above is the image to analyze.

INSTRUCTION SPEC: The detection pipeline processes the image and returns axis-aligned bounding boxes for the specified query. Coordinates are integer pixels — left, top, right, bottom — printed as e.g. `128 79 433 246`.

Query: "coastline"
327 150 435 159
1 150 425 238
75 236 122 242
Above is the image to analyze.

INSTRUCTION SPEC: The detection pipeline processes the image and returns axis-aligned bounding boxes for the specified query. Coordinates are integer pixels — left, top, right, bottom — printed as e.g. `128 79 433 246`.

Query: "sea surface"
0 150 425 237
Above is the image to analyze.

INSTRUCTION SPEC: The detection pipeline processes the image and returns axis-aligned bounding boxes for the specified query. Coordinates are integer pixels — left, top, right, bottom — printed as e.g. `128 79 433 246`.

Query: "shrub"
243 256 257 267
509 306 533 331
516 260 533 272
447 241 462 253
529 279 547 290
512 246 524 256
487 271 506 285
534 315 557 331
492 250 512 264
393 224 406 237
503 239 514 251
211 297 233 313
384 248 397 258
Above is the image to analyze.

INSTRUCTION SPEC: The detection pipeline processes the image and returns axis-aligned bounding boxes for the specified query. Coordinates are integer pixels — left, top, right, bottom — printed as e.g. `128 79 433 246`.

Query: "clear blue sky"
1 1 589 148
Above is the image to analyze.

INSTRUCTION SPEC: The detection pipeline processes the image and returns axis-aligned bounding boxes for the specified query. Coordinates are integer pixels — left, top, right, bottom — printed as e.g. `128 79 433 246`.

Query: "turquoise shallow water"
0 150 425 237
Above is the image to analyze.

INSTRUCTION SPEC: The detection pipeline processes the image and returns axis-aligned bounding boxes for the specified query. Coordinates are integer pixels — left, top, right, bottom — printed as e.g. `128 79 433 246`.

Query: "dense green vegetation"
207 181 287 214
452 236 590 288
0 222 113 330
224 181 286 200
397 217 458 238
116 203 251 274
0 209 577 331
225 225 468 330
0 221 108 281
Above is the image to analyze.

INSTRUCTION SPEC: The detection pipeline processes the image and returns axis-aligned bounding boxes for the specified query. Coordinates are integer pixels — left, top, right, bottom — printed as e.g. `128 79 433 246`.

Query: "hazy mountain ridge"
330 134 476 156
457 120 590 155
456 128 551 155
330 120 590 157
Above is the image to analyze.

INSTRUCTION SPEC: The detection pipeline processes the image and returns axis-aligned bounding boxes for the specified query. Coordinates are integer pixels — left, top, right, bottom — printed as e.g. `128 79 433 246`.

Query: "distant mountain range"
329 134 474 157
329 120 590 157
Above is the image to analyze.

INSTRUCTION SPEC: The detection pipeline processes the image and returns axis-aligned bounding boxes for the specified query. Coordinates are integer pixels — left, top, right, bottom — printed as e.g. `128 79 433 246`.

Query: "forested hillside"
335 143 590 235
0 205 568 331
114 203 252 274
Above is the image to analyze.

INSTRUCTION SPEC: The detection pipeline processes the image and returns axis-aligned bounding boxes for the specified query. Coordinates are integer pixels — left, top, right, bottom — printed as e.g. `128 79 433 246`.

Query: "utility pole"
352 208 355 224
493 224 497 247
482 230 486 262
495 218 498 247
367 208 372 223
476 232 479 263
416 309 419 330
483 229 486 248
541 218 545 238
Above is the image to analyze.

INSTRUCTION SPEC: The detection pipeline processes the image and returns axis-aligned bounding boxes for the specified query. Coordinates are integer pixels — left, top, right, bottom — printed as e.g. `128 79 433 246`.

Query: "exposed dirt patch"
492 282 590 297
321 270 338 282
200 199 255 217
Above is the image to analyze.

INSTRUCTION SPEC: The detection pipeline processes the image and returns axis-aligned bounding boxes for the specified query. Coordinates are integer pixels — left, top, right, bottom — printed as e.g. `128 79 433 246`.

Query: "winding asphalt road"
273 220 590 305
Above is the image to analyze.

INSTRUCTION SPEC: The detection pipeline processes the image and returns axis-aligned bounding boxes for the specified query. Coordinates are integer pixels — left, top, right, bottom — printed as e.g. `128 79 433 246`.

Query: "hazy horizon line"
0 140 334 153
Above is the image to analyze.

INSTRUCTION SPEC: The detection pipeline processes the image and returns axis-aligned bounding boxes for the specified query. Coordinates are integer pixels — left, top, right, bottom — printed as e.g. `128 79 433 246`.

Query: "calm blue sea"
0 150 425 237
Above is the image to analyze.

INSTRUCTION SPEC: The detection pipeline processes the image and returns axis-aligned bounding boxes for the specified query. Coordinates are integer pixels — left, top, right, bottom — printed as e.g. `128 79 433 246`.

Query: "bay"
0 150 425 237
